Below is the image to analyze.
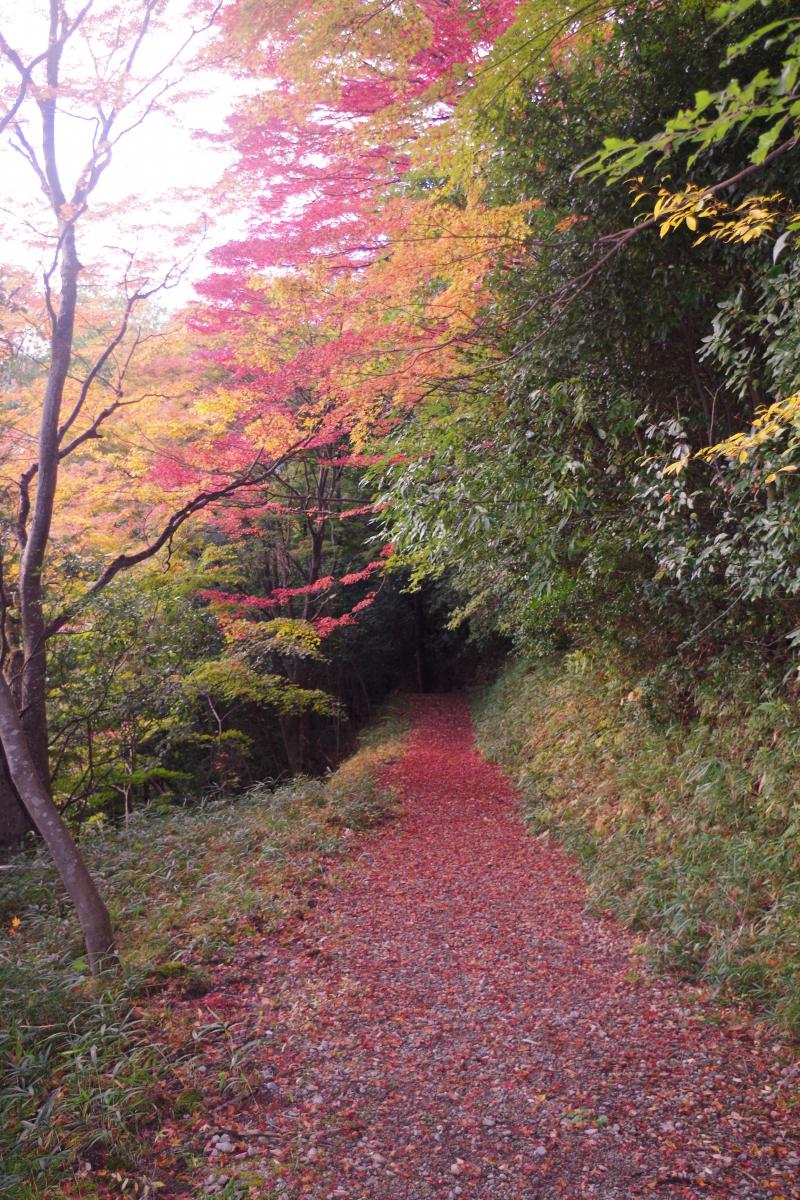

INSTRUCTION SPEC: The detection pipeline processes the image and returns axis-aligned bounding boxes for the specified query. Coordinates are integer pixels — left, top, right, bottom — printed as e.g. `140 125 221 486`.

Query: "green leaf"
750 117 787 163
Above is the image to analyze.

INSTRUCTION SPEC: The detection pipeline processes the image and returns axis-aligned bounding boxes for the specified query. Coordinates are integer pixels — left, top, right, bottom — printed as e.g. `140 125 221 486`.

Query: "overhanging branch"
44 439 311 638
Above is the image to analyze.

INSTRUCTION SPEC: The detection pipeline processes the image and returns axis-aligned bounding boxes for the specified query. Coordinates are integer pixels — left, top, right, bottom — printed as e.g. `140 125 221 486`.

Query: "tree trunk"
414 589 429 693
0 153 117 962
279 712 306 774
0 760 33 849
0 650 36 847
20 621 52 791
0 674 116 972
16 225 80 790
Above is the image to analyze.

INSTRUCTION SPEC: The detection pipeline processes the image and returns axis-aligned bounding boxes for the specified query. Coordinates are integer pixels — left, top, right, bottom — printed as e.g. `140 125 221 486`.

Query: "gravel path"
196 695 800 1199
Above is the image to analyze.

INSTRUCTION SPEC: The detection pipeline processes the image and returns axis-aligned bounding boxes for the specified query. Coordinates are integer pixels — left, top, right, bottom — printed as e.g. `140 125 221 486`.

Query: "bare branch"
0 29 51 138
57 295 138 443
69 1 224 205
11 123 50 200
123 0 160 77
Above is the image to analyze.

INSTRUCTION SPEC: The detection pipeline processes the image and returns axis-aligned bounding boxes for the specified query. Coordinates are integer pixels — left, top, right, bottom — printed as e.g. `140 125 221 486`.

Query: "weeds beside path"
0 706 407 1198
154 695 799 1199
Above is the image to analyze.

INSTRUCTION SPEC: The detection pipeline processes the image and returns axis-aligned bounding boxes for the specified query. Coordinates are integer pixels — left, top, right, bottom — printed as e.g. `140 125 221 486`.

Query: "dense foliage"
379 0 800 682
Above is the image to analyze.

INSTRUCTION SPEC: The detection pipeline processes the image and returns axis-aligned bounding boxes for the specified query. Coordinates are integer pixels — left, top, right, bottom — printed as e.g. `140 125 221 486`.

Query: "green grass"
474 655 800 1034
0 702 408 1199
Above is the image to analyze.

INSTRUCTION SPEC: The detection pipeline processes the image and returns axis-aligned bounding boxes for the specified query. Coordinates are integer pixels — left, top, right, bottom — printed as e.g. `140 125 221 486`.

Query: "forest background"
2 0 800 1191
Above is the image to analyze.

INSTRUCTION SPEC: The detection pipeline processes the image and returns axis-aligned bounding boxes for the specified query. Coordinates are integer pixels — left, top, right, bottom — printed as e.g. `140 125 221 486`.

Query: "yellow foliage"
631 178 798 248
695 394 800 463
662 394 800 480
215 187 533 450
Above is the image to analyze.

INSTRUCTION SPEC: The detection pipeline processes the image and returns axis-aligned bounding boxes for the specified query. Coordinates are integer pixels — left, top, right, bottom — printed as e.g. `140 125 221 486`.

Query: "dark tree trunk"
0 653 37 849
414 590 429 693
279 712 308 774
0 675 116 971
0 758 33 849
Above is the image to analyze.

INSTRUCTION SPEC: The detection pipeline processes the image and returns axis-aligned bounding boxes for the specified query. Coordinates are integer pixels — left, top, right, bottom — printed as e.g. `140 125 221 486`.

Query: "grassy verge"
474 655 800 1034
0 702 408 1199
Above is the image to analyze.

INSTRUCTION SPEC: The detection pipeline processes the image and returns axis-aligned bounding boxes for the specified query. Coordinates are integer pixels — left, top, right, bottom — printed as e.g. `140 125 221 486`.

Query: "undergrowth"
0 702 408 1199
474 656 800 1035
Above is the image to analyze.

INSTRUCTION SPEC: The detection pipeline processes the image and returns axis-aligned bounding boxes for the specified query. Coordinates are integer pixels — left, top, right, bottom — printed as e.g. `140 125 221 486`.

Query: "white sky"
0 0 254 310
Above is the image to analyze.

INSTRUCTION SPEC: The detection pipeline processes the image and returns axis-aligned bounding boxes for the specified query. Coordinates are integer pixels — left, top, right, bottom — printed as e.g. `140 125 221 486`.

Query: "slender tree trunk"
279 713 305 774
0 649 37 848
0 762 32 849
16 225 79 786
20 615 51 790
0 674 116 971
0 187 116 967
414 589 429 693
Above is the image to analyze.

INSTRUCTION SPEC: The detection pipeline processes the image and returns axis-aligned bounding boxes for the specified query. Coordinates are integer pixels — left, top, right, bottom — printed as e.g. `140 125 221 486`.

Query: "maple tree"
173 0 543 785
189 447 395 773
193 1 635 608
184 1 539 688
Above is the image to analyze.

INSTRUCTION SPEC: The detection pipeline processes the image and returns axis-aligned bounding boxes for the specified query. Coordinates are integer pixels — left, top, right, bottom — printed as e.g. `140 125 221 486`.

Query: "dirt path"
190 696 800 1199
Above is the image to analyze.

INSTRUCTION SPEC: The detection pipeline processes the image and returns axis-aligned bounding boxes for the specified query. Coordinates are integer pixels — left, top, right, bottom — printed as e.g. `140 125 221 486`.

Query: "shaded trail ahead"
198 696 800 1198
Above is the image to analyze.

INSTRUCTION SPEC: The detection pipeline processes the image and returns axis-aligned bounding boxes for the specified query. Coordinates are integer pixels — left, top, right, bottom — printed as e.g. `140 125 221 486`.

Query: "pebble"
207 1132 235 1157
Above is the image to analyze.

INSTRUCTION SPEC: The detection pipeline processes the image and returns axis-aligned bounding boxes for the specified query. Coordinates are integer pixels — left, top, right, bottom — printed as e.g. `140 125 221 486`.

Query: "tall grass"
0 703 408 1198
474 656 800 1033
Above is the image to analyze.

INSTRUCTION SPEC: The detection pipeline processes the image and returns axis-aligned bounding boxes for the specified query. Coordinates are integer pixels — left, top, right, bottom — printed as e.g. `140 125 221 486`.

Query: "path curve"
201 695 800 1198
